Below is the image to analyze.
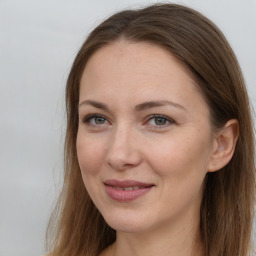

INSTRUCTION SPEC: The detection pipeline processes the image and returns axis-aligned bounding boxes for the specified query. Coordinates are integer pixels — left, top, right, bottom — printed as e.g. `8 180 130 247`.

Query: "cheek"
147 135 210 212
145 133 211 179
76 132 106 177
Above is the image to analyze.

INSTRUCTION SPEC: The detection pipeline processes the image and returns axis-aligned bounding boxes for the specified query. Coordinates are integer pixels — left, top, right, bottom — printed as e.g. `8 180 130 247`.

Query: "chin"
102 210 151 233
107 220 148 234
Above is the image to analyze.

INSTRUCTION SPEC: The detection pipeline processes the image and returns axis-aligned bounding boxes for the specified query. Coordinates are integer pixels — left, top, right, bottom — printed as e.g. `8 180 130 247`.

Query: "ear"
208 119 239 172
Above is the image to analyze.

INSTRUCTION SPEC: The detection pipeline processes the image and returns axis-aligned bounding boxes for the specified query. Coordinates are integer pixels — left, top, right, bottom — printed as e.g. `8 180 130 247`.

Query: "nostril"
105 145 142 171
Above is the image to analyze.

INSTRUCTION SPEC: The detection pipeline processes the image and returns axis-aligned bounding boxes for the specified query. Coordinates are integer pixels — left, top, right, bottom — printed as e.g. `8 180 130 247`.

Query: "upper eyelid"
147 114 173 119
82 114 110 123
82 113 107 119
146 114 175 123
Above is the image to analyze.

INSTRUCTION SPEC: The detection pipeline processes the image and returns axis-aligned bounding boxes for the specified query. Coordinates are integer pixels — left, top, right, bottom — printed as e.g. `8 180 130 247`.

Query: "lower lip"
104 185 153 202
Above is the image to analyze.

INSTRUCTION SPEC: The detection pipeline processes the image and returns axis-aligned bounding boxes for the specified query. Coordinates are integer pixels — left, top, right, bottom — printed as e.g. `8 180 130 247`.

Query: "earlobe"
208 119 239 172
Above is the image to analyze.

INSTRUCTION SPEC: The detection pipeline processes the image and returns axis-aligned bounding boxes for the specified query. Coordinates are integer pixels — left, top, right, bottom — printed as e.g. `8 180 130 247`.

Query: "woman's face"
77 41 216 233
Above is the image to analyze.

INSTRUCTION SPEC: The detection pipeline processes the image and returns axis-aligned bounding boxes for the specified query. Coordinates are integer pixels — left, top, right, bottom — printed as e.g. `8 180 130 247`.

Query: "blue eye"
83 114 109 126
153 117 168 125
147 115 174 127
93 116 107 124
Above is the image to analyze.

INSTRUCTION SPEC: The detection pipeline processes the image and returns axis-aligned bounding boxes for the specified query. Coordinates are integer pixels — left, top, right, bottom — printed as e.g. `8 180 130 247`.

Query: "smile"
112 186 145 191
104 179 154 202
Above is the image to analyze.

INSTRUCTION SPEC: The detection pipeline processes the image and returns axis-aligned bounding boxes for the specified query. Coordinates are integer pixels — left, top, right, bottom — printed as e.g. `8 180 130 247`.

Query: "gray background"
0 0 255 255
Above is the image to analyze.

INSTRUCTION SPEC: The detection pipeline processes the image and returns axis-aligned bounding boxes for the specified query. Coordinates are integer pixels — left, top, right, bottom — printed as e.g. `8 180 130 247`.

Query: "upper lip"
104 179 154 188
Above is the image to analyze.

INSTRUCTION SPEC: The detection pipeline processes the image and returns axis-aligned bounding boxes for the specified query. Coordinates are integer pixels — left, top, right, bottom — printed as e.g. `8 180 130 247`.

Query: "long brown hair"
46 3 255 256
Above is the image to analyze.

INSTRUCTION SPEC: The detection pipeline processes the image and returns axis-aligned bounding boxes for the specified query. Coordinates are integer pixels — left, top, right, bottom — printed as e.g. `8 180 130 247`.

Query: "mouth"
104 179 154 202
110 185 148 191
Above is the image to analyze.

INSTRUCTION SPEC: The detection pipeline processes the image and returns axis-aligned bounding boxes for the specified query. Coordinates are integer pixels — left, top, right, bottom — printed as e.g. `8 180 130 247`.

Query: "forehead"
80 40 208 114
82 40 193 87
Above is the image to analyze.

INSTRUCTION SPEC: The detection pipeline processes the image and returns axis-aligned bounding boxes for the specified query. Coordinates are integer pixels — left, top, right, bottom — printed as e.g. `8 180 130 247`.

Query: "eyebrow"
79 100 109 110
134 100 187 111
79 99 187 111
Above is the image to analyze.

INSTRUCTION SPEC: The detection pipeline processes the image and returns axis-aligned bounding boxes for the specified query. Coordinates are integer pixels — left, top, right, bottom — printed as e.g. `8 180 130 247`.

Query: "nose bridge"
106 122 141 170
112 124 131 148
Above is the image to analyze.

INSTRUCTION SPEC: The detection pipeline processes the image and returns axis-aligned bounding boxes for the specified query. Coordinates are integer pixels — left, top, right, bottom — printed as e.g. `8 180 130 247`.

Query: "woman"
46 3 255 256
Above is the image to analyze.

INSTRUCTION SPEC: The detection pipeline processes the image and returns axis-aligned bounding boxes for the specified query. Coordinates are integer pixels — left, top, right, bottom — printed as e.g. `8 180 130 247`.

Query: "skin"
76 40 238 256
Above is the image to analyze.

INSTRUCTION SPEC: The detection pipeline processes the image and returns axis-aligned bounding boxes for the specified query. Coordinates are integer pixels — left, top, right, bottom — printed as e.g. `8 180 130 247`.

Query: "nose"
105 126 142 171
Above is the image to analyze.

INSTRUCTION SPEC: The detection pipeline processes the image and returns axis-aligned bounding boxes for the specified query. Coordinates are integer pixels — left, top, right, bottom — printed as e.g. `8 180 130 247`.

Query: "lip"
104 179 154 202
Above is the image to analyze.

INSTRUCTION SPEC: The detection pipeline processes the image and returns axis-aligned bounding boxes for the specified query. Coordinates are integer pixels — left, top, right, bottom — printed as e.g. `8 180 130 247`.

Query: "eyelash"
82 114 175 129
145 114 175 128
82 114 109 127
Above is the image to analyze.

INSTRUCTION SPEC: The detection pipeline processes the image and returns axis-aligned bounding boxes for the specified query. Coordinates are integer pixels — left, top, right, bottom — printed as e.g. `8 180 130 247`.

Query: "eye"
146 115 175 128
82 114 110 127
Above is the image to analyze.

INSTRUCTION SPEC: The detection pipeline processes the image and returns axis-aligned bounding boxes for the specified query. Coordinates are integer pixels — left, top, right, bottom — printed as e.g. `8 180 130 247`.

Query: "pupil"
95 117 105 124
155 117 166 125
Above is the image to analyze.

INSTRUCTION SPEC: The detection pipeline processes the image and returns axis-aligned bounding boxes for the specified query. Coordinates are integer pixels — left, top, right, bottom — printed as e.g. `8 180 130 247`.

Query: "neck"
105 215 204 256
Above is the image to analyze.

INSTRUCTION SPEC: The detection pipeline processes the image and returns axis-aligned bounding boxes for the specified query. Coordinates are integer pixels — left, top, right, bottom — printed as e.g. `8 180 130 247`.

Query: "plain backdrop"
0 0 255 255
